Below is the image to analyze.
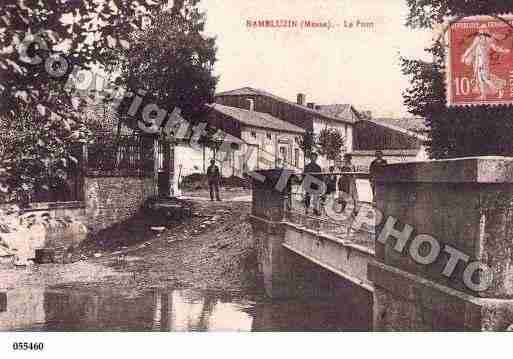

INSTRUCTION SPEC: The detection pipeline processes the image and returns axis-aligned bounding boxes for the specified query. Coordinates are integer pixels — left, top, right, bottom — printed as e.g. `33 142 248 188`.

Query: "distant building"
351 117 428 170
173 103 305 184
208 103 306 174
370 117 428 136
173 86 429 192
314 104 360 124
215 87 358 169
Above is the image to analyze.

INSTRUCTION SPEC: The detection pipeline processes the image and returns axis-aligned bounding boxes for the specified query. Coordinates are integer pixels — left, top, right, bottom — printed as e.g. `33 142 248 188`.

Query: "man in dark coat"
369 150 387 202
337 153 356 212
304 152 322 215
323 165 337 205
206 159 221 201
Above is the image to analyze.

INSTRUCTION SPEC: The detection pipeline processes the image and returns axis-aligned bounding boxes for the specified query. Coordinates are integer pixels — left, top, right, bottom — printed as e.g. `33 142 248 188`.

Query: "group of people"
303 150 387 216
206 149 388 207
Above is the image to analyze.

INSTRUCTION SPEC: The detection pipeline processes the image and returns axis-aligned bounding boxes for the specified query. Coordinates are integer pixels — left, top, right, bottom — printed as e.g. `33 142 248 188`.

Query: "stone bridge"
250 157 513 331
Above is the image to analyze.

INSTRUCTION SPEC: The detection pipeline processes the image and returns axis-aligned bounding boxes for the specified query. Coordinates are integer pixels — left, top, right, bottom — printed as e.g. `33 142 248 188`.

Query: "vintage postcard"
1 0 513 357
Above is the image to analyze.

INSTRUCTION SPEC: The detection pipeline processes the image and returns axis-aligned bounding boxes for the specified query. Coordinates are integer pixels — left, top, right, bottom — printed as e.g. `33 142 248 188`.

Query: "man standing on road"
304 152 322 216
337 153 358 236
324 165 337 206
207 159 221 201
369 150 387 202
338 153 357 210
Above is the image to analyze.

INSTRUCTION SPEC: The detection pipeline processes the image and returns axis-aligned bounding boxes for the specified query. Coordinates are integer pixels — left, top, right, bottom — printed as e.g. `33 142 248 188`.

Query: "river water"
0 286 372 331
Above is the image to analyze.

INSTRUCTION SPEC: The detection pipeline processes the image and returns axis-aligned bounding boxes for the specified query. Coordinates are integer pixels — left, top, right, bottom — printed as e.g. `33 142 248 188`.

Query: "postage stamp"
446 15 513 107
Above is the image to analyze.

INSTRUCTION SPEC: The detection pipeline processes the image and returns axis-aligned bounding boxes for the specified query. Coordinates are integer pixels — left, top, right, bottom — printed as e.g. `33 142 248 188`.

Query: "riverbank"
0 193 260 295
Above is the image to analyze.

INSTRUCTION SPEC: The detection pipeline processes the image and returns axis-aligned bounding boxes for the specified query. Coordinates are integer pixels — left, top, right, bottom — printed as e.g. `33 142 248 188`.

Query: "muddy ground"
0 190 260 296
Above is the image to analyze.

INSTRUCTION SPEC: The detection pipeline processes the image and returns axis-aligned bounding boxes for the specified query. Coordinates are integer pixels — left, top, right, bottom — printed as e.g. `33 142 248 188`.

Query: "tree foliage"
0 102 84 201
404 0 513 29
0 0 166 198
317 128 346 164
115 0 218 130
402 1 513 158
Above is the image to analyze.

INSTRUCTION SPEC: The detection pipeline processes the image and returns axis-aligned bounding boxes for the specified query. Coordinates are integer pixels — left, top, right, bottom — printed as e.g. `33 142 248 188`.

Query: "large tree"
114 0 218 133
317 128 345 165
0 0 167 198
401 1 513 159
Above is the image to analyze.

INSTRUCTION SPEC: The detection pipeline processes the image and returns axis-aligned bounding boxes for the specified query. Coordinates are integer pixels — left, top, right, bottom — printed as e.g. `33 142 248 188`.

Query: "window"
266 132 272 140
277 146 287 167
251 131 257 138
279 146 287 161
294 149 300 167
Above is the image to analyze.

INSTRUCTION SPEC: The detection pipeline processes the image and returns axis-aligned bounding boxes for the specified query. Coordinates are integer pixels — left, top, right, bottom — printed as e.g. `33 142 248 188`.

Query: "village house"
206 103 306 173
172 102 305 193
214 87 358 169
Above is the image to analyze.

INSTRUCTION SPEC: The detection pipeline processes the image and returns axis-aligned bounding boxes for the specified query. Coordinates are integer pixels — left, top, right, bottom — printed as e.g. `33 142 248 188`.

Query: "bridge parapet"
250 169 296 298
251 169 291 221
371 156 513 330
251 160 513 330
250 168 374 300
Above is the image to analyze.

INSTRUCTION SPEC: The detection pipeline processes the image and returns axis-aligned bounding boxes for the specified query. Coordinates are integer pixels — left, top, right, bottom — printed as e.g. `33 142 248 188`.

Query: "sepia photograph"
1 0 513 356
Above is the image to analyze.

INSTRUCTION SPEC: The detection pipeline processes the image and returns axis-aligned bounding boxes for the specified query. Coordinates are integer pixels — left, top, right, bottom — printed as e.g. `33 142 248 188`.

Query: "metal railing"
281 171 375 249
86 135 153 177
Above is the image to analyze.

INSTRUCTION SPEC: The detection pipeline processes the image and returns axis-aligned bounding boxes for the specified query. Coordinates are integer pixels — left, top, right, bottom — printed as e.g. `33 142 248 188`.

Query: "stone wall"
0 203 88 264
0 175 155 264
16 175 155 235
0 288 45 330
370 156 513 330
84 176 154 233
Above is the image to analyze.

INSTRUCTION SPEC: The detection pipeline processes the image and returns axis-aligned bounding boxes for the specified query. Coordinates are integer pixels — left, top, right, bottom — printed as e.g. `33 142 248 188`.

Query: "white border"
2 332 513 359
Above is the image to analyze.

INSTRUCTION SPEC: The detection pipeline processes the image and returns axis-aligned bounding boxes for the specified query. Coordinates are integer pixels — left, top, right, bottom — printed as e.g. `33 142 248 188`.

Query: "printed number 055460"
12 342 44 351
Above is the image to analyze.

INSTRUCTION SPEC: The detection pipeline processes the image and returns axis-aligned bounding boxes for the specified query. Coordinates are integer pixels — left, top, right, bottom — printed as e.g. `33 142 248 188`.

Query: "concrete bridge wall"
251 159 513 331
250 169 374 298
371 157 513 331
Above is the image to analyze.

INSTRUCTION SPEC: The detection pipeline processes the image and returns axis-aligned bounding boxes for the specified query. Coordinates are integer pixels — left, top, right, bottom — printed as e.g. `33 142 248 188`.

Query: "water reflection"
154 290 253 331
0 287 371 331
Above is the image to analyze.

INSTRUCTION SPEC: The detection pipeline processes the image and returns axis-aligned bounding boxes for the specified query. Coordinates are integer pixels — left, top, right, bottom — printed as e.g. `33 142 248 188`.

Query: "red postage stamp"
446 15 513 107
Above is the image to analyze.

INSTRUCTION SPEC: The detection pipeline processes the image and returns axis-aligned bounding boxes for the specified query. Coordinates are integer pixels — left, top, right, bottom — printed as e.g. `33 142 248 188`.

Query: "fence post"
80 143 88 201
153 137 159 197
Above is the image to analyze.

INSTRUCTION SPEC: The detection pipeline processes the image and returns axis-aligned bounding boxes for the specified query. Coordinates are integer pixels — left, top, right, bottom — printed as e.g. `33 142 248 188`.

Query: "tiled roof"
210 104 305 134
371 117 427 134
216 87 356 124
315 104 359 122
357 118 428 141
216 88 259 96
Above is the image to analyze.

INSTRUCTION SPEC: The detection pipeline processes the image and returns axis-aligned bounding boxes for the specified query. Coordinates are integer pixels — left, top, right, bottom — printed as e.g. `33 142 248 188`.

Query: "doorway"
157 140 174 197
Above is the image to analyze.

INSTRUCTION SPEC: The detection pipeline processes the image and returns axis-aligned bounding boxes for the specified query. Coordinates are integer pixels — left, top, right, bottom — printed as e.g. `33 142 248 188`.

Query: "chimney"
307 102 315 109
246 98 255 111
297 93 306 106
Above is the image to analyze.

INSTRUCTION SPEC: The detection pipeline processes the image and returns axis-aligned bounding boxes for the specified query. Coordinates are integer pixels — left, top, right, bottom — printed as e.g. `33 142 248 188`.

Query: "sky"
199 0 433 117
